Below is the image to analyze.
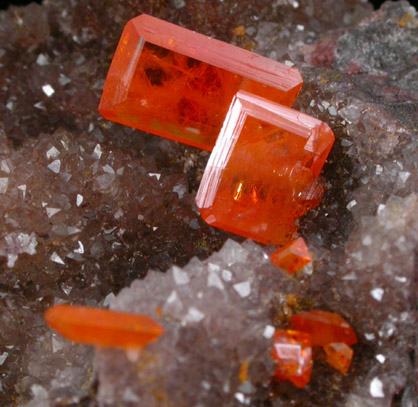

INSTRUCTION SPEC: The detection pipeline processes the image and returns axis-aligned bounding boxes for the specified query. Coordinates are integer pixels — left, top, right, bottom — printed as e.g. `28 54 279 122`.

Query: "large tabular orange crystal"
98 14 303 151
272 329 313 388
323 342 354 374
290 310 357 347
45 305 164 349
196 91 335 246
270 237 312 273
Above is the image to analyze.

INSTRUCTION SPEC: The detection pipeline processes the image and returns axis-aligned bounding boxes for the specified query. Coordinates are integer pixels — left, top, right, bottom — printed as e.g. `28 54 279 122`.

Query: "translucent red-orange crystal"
323 342 354 374
270 237 312 273
196 91 335 246
272 329 313 388
45 305 164 349
290 310 357 347
98 14 303 151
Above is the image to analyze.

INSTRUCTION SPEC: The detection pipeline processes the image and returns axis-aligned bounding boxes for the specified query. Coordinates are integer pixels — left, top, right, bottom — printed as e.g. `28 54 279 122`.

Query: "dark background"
0 0 394 11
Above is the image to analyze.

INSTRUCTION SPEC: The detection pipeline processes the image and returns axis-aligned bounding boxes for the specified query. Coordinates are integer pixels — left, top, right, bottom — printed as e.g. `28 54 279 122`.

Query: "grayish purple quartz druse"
97 239 294 407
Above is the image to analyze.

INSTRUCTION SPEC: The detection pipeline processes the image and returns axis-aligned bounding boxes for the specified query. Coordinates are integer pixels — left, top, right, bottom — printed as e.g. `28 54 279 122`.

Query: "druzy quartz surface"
0 1 417 407
99 14 302 151
96 239 288 407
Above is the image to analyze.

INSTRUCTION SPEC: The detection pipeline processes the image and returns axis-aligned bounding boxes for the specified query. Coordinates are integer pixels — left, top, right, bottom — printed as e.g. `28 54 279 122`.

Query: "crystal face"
291 310 357 347
98 14 303 151
272 329 313 388
196 91 335 246
45 305 164 349
270 237 312 273
323 342 354 375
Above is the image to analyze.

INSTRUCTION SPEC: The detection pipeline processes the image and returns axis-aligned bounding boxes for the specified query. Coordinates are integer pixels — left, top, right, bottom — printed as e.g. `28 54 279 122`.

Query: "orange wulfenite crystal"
323 342 354 374
272 329 313 388
291 310 357 347
98 14 302 151
45 305 164 349
196 91 334 246
270 237 312 273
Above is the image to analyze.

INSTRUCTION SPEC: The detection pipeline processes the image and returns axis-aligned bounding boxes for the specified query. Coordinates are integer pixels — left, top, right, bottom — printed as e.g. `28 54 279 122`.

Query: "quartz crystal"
272 329 312 388
45 305 164 349
323 342 353 375
196 91 335 246
270 237 312 273
291 310 357 347
99 14 302 151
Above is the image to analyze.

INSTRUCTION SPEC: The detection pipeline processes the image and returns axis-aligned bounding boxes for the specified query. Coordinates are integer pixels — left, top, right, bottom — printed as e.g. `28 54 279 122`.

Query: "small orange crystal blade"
291 310 357 347
323 342 353 374
45 305 164 349
272 329 313 388
270 237 312 273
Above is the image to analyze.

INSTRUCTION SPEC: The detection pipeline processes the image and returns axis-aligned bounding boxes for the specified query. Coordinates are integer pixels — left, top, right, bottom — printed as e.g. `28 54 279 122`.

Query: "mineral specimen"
196 91 334 246
45 305 164 349
99 14 303 151
0 0 416 407
270 237 312 273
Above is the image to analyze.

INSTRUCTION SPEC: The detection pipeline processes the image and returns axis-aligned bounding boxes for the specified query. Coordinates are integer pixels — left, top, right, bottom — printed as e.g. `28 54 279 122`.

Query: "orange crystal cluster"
196 91 334 246
99 14 302 151
270 237 312 273
99 14 335 247
272 310 357 387
45 305 164 349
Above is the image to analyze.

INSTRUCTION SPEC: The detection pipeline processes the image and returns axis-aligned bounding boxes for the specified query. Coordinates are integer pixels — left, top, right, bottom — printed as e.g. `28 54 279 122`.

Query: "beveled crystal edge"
131 14 303 93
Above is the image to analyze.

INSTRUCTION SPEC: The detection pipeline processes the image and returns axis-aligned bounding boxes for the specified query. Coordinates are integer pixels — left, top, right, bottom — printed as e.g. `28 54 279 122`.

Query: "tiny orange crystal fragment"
270 237 312 273
45 305 164 349
272 329 312 388
99 14 302 151
323 342 353 374
290 310 357 347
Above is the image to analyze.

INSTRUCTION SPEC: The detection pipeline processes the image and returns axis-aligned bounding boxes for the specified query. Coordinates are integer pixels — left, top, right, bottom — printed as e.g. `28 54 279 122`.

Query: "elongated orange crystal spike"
99 14 302 151
270 237 312 273
290 310 357 347
45 305 164 349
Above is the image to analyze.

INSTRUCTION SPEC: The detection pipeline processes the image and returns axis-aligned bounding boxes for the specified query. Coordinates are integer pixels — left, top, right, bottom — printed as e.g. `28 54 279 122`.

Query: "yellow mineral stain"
399 13 417 28
239 360 249 383
233 26 246 36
